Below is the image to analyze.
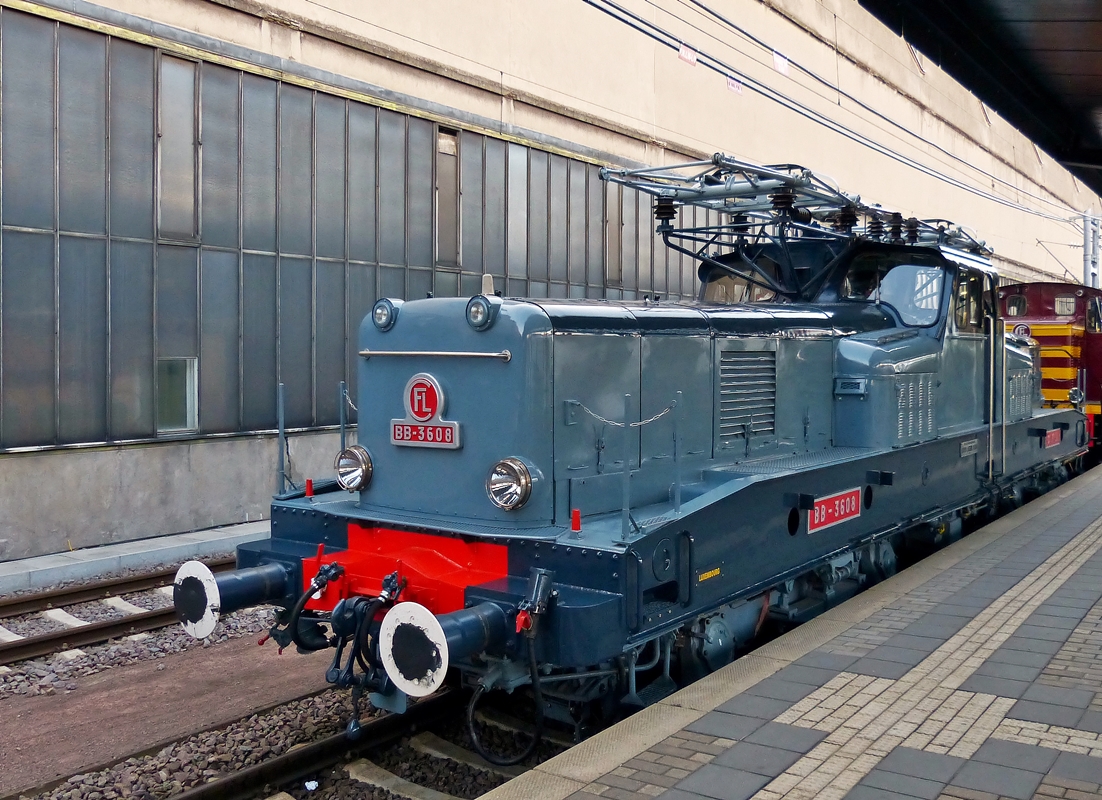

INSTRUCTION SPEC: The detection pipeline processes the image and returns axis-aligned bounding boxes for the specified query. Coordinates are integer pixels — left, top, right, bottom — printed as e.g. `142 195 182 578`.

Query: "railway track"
171 690 465 800
0 557 235 667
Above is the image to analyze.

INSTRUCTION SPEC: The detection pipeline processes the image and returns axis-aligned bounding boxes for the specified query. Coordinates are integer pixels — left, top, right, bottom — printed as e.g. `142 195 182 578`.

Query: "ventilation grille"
719 350 777 445
896 374 936 442
1008 369 1032 420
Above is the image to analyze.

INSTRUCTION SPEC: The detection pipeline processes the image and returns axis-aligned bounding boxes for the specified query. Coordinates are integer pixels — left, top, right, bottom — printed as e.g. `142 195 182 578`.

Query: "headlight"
466 295 496 331
486 458 533 510
373 298 398 331
334 445 373 491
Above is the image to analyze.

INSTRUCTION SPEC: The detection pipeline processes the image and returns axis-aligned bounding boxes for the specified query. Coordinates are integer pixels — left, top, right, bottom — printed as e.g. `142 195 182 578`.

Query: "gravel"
372 742 506 799
279 766 400 800
61 601 129 623
0 606 278 700
26 690 360 800
2 613 68 638
119 590 174 612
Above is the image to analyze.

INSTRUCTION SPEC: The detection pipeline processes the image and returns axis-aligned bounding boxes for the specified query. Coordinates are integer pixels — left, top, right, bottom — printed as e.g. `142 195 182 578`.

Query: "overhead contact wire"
581 0 1079 227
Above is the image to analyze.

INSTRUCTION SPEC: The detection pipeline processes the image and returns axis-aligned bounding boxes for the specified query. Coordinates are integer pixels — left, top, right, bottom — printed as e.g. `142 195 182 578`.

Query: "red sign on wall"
808 487 862 533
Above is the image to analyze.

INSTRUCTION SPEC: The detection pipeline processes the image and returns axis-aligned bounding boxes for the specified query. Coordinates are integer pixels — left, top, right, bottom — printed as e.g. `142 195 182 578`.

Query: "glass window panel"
548 155 567 281
605 181 621 286
680 205 695 298
278 85 312 256
278 256 312 426
377 109 406 265
158 56 197 239
436 131 458 267
156 358 193 431
460 131 483 272
621 188 637 290
315 95 346 260
568 160 586 285
528 281 547 298
242 252 276 428
200 64 239 249
548 282 567 299
315 260 344 424
434 270 459 298
242 74 277 252
156 357 197 432
2 12 55 230
484 139 506 276
507 144 527 279
527 150 548 282
199 248 239 433
637 188 651 292
346 262 376 419
379 265 405 299
408 268 432 301
507 278 527 297
109 240 154 438
58 26 106 235
347 103 376 262
587 165 604 287
407 117 433 268
156 245 198 358
109 40 154 240
1 232 55 446
460 272 482 297
59 236 107 444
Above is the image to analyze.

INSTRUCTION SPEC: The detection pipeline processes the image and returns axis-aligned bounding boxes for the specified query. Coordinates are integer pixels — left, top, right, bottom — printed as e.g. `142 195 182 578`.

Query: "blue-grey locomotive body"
174 155 1087 751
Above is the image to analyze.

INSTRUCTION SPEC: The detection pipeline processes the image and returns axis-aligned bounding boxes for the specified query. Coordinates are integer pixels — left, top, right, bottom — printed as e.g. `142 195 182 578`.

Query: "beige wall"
82 0 1101 281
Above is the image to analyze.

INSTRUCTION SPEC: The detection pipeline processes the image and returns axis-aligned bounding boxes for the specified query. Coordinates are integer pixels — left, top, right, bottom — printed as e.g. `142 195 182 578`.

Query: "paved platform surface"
485 466 1102 800
0 520 269 594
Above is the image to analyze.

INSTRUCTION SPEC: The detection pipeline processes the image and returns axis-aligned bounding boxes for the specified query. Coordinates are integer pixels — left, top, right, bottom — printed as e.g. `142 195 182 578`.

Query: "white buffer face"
173 560 221 639
378 602 450 697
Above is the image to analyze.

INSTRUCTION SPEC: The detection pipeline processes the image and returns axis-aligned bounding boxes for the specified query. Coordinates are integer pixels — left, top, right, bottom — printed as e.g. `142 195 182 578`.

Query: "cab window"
832 251 944 327
953 271 986 333
1055 295 1076 316
1005 296 1027 317
1088 298 1102 333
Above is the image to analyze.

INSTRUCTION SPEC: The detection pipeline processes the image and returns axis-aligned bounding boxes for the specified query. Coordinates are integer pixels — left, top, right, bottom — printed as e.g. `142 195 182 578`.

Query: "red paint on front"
1045 429 1062 448
300 525 509 615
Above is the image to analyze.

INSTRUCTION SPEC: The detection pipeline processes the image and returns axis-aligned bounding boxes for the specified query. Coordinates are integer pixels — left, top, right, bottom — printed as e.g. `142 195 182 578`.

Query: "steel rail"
170 691 465 800
0 556 235 618
0 607 183 666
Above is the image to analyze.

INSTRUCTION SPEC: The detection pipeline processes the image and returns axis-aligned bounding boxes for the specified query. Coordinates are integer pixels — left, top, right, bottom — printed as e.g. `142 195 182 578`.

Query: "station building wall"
0 0 1097 559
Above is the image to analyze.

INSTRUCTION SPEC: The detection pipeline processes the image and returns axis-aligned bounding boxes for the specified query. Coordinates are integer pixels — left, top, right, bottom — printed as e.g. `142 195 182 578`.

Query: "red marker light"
516 609 533 633
305 478 314 497
571 508 581 532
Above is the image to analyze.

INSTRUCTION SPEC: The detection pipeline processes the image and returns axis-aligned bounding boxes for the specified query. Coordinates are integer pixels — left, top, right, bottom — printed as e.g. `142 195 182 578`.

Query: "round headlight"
466 295 494 331
373 299 398 331
334 445 373 492
486 458 533 510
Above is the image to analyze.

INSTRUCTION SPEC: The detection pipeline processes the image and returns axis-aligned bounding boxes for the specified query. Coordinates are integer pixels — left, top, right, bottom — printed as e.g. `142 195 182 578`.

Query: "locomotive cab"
174 155 1088 752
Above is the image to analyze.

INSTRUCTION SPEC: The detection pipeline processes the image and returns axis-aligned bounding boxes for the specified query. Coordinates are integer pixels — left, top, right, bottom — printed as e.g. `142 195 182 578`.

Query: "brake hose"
466 637 544 766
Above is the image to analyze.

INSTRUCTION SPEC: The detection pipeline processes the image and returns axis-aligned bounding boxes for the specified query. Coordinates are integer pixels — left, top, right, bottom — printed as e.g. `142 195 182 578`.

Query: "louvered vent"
1008 369 1032 420
719 350 776 445
895 374 936 443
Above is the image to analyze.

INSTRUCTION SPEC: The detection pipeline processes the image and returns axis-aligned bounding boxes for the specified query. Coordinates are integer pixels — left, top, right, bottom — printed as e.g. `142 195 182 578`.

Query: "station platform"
0 520 269 594
485 466 1102 800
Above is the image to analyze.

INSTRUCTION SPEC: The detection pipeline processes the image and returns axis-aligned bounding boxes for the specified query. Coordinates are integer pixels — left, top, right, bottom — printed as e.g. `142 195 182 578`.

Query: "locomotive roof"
523 297 894 335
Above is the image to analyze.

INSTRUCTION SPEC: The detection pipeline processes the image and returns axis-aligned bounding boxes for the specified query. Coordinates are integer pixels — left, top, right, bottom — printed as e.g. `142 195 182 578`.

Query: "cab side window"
953 271 985 333
1055 295 1076 316
1088 298 1102 333
1006 296 1026 317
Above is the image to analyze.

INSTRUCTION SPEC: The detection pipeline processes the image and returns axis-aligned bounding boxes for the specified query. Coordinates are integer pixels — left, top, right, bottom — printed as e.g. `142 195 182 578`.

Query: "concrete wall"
0 430 345 559
3 0 1097 561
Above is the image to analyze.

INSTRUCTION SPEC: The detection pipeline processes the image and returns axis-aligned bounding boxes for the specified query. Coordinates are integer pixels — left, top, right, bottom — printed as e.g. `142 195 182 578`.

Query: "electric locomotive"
174 155 1087 758
999 282 1102 449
